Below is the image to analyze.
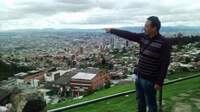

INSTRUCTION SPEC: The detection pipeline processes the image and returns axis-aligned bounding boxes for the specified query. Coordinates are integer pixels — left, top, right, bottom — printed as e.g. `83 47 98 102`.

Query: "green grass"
48 72 200 111
166 71 200 80
65 94 137 112
163 87 200 112
62 74 200 112
163 78 200 112
48 83 134 109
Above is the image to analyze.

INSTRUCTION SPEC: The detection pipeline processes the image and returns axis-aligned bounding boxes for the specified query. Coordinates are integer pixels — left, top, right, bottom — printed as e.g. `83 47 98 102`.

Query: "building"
43 68 77 96
44 70 70 82
110 71 124 79
0 77 17 90
15 70 46 89
70 70 110 97
45 70 78 97
23 70 46 82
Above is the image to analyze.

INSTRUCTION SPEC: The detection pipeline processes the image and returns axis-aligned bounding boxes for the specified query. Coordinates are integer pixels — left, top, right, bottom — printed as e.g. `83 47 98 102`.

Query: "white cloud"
0 0 200 30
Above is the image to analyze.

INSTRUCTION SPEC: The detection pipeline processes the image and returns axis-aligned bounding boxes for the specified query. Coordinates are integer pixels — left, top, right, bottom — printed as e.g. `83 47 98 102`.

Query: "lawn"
48 82 134 109
48 72 200 111
60 74 200 112
166 71 200 80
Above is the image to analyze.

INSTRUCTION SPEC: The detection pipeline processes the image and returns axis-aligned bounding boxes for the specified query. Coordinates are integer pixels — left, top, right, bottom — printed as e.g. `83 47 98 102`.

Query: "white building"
44 69 76 82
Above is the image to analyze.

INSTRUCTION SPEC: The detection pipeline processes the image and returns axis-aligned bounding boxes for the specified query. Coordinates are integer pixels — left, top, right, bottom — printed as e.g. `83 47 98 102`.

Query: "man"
105 16 171 112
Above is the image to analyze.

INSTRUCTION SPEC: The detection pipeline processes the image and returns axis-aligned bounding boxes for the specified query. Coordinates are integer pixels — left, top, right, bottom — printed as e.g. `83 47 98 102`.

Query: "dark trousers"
135 77 157 112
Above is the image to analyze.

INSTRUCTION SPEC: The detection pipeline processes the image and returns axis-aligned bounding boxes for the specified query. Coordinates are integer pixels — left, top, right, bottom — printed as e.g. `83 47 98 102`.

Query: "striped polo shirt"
110 29 171 86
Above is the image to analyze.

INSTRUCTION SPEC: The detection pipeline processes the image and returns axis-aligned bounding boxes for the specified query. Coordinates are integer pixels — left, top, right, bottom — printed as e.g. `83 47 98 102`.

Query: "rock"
178 93 190 97
173 102 192 112
10 92 47 112
171 96 183 101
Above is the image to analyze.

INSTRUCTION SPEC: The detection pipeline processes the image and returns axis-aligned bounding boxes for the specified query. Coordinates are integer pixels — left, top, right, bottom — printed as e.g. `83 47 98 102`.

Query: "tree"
185 57 191 64
104 81 111 89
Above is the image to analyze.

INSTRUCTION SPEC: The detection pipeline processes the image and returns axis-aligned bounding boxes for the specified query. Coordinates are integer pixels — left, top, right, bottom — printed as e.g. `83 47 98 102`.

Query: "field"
48 72 200 112
63 74 200 112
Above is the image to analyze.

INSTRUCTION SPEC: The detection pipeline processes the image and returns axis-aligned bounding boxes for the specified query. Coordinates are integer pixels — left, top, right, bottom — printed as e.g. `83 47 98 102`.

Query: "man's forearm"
109 29 142 43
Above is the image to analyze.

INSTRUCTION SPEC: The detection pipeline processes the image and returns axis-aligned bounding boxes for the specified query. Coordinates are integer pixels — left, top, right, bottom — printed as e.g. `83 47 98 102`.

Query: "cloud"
0 0 96 20
0 0 200 30
20 0 95 15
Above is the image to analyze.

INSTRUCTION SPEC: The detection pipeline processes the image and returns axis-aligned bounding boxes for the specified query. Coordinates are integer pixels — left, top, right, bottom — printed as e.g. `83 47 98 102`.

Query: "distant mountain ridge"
1 26 200 33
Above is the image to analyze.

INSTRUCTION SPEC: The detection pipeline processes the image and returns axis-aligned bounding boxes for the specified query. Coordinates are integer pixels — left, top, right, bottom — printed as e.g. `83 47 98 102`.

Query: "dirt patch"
172 102 192 112
171 96 184 101
190 98 200 103
178 93 190 97
190 98 200 110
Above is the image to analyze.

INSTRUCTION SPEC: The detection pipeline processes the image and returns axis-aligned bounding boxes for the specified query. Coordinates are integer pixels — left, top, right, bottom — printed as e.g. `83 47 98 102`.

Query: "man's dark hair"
147 16 161 32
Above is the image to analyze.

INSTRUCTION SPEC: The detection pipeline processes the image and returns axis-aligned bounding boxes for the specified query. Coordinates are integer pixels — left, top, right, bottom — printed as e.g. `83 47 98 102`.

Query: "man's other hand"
154 84 162 90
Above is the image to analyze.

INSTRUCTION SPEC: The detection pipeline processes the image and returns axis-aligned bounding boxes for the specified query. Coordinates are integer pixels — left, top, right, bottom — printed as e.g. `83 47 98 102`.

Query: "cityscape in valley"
0 28 200 111
1 0 200 111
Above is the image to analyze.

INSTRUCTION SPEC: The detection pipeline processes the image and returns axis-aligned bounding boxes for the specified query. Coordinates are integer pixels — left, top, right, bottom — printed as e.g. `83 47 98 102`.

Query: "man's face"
144 20 156 36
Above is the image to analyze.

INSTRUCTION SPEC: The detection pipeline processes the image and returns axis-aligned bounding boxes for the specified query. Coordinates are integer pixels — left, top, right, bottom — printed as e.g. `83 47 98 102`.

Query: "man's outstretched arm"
105 28 143 43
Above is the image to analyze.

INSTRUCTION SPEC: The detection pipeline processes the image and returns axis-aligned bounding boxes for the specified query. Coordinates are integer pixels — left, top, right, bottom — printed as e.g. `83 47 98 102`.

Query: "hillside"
47 72 200 111
0 59 33 81
63 75 200 112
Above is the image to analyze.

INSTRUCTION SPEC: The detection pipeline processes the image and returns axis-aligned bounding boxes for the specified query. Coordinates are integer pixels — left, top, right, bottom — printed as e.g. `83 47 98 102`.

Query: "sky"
0 0 200 30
